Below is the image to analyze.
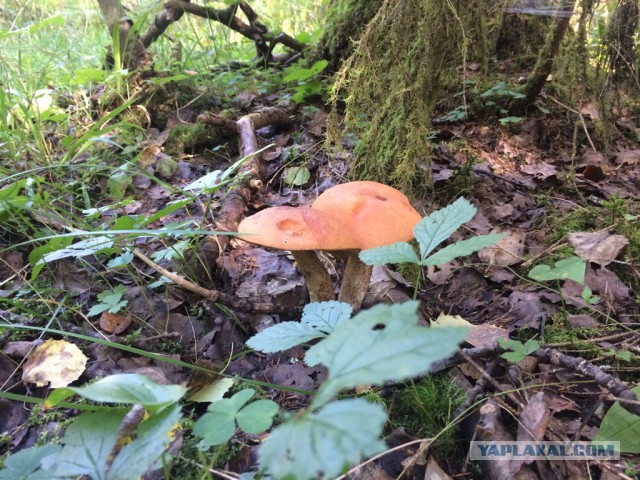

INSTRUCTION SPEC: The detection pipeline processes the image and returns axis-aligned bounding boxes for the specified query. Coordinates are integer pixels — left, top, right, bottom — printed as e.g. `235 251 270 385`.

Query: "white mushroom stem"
291 250 335 303
338 252 373 311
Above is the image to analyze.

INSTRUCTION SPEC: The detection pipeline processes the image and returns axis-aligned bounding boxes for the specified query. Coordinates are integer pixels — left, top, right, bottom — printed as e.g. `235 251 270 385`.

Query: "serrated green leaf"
595 385 640 453
0 445 63 480
108 404 182 480
306 301 468 407
422 233 507 266
296 31 311 43
236 399 279 434
107 251 134 269
359 242 419 266
46 374 186 413
301 301 352 330
414 198 477 260
247 301 351 353
259 398 386 480
528 256 586 284
43 409 126 480
247 322 326 353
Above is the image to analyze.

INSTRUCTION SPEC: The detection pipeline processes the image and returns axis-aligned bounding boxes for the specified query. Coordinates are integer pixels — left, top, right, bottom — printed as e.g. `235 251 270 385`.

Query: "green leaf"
41 236 114 263
46 373 186 413
359 242 419 266
107 170 132 200
310 60 329 74
247 322 326 353
306 301 468 408
247 301 351 353
301 301 352 330
107 251 134 269
414 198 477 260
595 385 640 453
296 31 311 43
499 116 523 124
42 409 127 480
284 67 314 82
0 445 63 480
259 399 387 480
528 256 586 284
422 233 507 266
498 338 539 363
236 399 280 434
193 389 278 447
108 404 182 480
283 166 311 186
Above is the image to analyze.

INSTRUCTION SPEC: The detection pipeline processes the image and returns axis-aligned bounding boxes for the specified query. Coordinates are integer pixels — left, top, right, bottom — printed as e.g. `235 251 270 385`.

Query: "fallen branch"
429 343 640 417
195 107 292 265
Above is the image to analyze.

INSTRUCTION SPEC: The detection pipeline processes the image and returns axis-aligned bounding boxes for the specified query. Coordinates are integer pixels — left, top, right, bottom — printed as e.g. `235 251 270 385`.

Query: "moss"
165 119 235 156
329 0 506 199
388 374 466 456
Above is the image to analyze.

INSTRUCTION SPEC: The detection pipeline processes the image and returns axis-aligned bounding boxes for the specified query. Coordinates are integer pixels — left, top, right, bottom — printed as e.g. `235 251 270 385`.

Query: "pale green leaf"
247 301 351 353
306 301 468 407
46 373 186 413
107 250 134 268
41 236 114 263
259 399 387 480
301 301 352 331
528 256 586 284
422 233 507 266
236 399 279 434
414 198 476 260
188 377 235 403
247 321 326 353
359 242 419 266
0 445 63 480
595 385 640 453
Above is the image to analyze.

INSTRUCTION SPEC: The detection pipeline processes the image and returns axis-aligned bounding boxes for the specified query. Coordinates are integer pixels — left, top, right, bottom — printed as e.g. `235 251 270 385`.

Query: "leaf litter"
2 70 640 480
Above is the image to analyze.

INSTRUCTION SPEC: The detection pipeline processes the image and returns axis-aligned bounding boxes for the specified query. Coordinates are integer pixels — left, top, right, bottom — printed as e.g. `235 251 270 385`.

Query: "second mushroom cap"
312 181 422 249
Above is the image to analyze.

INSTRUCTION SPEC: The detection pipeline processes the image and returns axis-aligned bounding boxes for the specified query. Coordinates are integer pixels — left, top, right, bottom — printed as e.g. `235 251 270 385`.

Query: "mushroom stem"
291 250 335 303
338 253 373 311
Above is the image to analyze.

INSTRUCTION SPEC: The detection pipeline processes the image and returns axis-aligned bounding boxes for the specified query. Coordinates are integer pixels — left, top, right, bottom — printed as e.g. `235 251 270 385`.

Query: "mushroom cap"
237 206 358 251
312 181 422 249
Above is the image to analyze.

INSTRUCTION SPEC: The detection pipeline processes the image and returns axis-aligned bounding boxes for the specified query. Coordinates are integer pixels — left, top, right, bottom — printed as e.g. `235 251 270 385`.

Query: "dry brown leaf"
22 339 87 388
568 231 628 266
478 229 526 266
99 312 133 334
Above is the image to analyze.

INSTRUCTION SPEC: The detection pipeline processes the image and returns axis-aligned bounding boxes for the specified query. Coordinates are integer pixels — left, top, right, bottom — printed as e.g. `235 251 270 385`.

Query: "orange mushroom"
236 182 422 310
237 206 356 303
311 181 422 308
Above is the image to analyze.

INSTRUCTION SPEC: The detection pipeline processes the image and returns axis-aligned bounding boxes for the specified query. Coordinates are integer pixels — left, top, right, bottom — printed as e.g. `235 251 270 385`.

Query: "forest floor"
1 64 640 478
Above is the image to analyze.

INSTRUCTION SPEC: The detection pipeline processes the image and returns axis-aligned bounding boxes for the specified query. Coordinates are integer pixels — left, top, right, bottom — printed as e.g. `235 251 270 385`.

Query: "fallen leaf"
478 229 526 266
465 323 509 348
99 312 133 334
424 456 453 480
22 339 87 388
568 231 628 266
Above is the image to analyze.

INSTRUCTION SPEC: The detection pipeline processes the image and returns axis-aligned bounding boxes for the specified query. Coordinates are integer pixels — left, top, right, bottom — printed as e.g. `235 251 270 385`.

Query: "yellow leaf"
22 339 88 388
431 312 473 329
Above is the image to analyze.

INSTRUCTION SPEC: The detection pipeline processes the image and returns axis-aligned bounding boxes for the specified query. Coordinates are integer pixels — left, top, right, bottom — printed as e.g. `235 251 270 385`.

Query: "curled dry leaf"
22 339 88 388
478 229 526 266
568 231 628 266
99 312 133 334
